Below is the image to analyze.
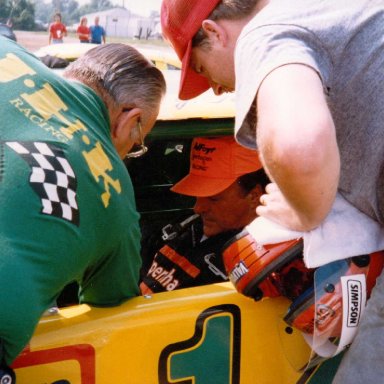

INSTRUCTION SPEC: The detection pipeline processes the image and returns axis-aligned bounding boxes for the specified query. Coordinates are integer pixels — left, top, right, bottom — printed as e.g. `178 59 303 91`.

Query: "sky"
78 0 161 17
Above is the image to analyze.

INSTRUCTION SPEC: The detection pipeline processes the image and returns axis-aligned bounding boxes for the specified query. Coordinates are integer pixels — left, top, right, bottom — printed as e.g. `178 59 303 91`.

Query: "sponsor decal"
193 142 216 155
346 279 363 327
2 53 122 208
6 141 79 225
159 304 241 384
12 344 96 384
191 142 216 172
148 261 180 291
229 261 249 284
315 304 336 330
303 273 367 360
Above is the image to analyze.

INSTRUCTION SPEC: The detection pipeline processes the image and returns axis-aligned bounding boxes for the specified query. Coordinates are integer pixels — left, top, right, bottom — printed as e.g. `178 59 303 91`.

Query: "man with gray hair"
0 37 165 380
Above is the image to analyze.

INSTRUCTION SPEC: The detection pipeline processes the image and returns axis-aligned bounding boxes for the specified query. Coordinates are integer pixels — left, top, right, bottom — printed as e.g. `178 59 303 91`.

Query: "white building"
83 7 158 39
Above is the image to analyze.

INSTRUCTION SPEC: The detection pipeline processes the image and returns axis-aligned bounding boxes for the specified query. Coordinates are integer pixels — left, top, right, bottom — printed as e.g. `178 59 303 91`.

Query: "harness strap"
0 340 16 384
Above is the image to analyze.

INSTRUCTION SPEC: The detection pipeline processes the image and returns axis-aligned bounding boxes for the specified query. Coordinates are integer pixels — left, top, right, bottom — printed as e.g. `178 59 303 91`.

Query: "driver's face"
193 181 256 237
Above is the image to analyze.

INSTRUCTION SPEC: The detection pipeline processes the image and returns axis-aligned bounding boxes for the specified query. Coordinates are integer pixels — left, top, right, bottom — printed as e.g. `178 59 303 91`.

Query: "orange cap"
161 0 221 100
171 136 263 197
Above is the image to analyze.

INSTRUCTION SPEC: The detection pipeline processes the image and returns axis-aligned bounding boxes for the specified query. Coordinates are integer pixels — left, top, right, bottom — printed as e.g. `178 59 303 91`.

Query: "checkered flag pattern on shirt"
6 141 79 225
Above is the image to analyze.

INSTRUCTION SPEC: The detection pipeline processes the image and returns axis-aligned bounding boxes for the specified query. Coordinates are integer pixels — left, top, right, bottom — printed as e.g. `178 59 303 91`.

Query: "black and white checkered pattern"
6 141 79 225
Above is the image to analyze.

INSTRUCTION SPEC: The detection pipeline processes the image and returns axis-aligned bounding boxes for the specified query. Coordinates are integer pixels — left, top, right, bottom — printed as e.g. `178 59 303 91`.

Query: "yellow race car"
13 282 343 383
34 42 181 71
11 121 342 384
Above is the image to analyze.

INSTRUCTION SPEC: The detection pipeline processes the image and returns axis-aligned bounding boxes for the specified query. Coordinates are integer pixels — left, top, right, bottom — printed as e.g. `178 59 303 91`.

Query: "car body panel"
34 43 100 62
33 43 181 71
33 43 235 121
157 71 235 121
12 282 335 383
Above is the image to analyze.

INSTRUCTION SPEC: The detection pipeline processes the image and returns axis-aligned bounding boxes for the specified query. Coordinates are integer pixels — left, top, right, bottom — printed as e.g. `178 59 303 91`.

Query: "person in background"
90 16 106 44
0 38 166 381
140 136 269 294
160 0 384 382
48 12 67 44
76 16 90 43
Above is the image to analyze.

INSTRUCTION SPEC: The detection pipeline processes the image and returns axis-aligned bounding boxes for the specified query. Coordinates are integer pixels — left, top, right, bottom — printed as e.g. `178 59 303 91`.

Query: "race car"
10 115 343 383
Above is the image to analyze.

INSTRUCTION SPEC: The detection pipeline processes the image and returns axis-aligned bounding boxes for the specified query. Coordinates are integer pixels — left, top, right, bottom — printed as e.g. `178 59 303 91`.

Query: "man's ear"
248 184 264 209
201 19 228 46
111 107 142 158
111 107 141 141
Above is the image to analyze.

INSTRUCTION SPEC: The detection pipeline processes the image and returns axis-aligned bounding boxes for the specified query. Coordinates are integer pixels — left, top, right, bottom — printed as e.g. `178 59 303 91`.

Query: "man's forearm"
255 64 340 231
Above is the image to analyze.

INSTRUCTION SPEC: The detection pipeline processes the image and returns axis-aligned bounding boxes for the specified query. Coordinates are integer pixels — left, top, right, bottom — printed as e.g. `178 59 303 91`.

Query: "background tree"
0 0 12 23
1 0 36 30
15 6 36 30
35 0 79 27
35 0 114 30
1 0 116 31
77 0 113 18
33 0 53 26
55 0 80 26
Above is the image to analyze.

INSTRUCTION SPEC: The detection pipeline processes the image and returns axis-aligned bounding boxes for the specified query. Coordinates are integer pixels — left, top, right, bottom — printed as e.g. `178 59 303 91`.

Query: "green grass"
64 31 169 47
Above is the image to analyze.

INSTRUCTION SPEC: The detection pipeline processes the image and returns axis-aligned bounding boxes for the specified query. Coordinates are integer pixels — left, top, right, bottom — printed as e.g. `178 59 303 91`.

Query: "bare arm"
255 64 340 231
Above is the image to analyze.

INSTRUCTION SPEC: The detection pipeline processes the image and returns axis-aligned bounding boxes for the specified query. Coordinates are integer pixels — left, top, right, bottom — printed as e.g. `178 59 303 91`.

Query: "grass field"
14 30 169 53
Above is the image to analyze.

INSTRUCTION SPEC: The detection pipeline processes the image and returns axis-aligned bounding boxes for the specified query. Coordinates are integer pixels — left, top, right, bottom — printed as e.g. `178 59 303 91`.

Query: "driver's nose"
210 80 225 96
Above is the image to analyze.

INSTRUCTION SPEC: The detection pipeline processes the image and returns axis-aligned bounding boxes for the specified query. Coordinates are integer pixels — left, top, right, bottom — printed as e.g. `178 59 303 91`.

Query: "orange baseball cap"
171 136 263 197
161 0 221 100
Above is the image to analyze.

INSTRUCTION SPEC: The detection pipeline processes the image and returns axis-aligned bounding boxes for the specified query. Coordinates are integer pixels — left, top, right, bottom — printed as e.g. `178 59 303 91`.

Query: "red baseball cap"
171 136 263 197
161 0 221 100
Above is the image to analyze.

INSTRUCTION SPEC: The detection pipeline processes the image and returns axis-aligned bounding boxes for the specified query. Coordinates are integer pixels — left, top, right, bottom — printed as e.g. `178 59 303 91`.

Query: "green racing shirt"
0 37 141 364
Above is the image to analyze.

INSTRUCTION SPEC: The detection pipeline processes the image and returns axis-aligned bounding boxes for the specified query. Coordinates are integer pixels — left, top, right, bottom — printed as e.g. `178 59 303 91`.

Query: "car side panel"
12 283 318 383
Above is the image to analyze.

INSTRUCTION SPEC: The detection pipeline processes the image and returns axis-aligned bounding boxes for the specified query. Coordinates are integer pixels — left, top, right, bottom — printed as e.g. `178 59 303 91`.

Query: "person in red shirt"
76 17 90 43
49 12 67 44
